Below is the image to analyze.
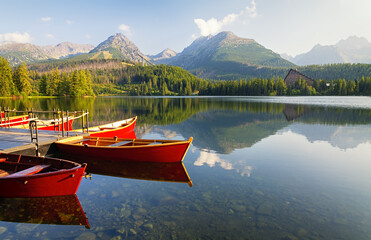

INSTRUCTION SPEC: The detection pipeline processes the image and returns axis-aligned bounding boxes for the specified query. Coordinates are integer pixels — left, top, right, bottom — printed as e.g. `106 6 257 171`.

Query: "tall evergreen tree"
46 68 60 96
0 57 14 96
39 74 47 95
13 62 32 95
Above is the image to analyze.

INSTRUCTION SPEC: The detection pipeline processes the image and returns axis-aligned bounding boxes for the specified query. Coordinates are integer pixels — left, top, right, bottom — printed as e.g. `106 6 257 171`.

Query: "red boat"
0 153 86 197
0 114 30 127
10 117 74 131
38 117 74 131
75 116 137 138
0 194 90 228
56 136 193 163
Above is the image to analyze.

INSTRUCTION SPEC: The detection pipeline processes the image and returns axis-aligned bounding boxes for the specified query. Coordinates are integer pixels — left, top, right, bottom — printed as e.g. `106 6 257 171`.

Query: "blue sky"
1 0 370 56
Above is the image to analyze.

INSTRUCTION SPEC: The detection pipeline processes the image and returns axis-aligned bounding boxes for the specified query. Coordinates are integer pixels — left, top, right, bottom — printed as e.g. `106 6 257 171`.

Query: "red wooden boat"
56 136 193 163
38 117 74 131
0 153 86 197
0 194 90 228
75 116 137 138
10 117 74 131
0 114 30 127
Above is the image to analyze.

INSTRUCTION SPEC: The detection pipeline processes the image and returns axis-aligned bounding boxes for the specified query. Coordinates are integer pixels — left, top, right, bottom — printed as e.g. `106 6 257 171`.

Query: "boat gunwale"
0 165 85 180
88 116 137 133
0 153 85 180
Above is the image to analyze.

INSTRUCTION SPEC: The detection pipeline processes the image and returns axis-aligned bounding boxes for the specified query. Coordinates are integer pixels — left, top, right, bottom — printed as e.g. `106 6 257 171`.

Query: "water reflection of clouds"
287 123 371 150
195 150 253 177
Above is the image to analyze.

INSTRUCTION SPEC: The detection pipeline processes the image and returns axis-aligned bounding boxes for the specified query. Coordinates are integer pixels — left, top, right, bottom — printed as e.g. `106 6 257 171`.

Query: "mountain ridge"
282 36 371 66
40 42 94 59
89 33 152 64
155 31 295 79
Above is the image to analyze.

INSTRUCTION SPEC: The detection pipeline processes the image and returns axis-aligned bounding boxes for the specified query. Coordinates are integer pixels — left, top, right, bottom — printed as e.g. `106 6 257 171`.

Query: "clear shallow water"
0 96 371 239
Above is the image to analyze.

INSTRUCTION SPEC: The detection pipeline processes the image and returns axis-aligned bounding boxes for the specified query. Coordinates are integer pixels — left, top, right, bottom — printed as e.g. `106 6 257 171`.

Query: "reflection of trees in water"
2 97 371 151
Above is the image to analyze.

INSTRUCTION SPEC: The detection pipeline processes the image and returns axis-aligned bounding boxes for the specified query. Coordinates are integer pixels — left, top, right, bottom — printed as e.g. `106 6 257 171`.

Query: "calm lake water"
1 96 371 240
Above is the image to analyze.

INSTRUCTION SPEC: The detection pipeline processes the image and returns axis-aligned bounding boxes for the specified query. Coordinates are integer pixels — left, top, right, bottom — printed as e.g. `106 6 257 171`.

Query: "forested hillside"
1 57 370 97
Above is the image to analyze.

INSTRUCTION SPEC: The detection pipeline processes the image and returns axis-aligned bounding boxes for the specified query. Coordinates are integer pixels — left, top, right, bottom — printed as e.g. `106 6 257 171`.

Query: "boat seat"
10 164 51 177
98 127 117 130
148 142 163 145
108 141 132 147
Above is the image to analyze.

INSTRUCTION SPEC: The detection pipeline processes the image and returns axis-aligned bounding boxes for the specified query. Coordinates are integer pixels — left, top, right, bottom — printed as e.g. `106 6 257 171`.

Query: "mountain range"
1 32 371 79
281 36 371 66
0 41 94 66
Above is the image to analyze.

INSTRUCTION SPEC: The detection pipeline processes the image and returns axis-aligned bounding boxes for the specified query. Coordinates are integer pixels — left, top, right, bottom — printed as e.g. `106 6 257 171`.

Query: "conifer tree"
46 68 60 96
0 57 15 96
39 74 47 95
13 62 32 95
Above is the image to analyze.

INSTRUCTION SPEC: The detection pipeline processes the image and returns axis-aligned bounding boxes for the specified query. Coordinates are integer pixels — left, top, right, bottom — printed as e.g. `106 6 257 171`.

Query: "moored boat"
56 136 193 163
75 116 137 138
10 117 74 131
0 114 30 127
0 153 86 197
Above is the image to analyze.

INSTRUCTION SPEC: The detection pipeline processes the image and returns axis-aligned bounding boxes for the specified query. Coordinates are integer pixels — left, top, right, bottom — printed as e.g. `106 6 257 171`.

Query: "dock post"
86 109 89 133
29 120 39 156
82 110 85 133
6 107 10 128
61 110 65 137
66 110 69 136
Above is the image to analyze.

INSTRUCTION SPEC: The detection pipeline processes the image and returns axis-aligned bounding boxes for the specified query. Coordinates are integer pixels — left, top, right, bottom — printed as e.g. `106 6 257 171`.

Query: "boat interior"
0 155 79 178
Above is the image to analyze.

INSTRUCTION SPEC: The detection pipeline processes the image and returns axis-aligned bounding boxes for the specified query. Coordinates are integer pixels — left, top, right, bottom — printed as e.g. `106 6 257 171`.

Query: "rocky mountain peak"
90 33 152 64
149 48 177 61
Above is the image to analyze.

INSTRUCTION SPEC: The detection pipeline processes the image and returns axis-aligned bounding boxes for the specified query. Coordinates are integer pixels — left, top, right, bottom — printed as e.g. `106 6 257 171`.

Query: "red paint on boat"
38 118 74 131
0 153 86 198
0 115 29 127
56 136 193 163
83 117 137 138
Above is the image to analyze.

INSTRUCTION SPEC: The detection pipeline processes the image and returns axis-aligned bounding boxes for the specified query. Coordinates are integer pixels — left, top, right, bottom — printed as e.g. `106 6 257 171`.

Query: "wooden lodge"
284 69 314 86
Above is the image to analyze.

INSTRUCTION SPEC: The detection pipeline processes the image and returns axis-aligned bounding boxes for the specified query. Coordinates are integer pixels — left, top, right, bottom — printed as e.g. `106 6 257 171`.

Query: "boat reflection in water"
0 194 90 229
79 157 193 187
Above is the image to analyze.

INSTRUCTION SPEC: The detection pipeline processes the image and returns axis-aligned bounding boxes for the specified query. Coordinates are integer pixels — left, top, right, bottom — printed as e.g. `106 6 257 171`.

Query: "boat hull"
80 117 137 138
0 115 29 127
38 118 74 131
56 137 193 163
0 153 86 198
9 118 74 131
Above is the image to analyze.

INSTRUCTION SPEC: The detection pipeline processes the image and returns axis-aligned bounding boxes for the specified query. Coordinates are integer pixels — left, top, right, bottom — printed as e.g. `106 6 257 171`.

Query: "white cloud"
118 24 131 35
246 0 257 18
194 150 233 170
194 0 257 36
85 34 91 39
194 18 220 36
45 33 54 39
41 17 52 22
65 20 73 24
0 32 31 43
195 150 254 177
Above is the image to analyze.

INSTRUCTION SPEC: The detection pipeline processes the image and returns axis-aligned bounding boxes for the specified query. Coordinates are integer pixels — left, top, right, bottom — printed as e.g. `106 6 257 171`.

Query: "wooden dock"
0 128 82 156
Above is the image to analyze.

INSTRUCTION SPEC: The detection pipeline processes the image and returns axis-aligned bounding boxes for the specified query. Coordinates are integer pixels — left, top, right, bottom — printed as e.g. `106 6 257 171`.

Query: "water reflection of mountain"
155 105 371 153
161 110 288 154
287 123 371 149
